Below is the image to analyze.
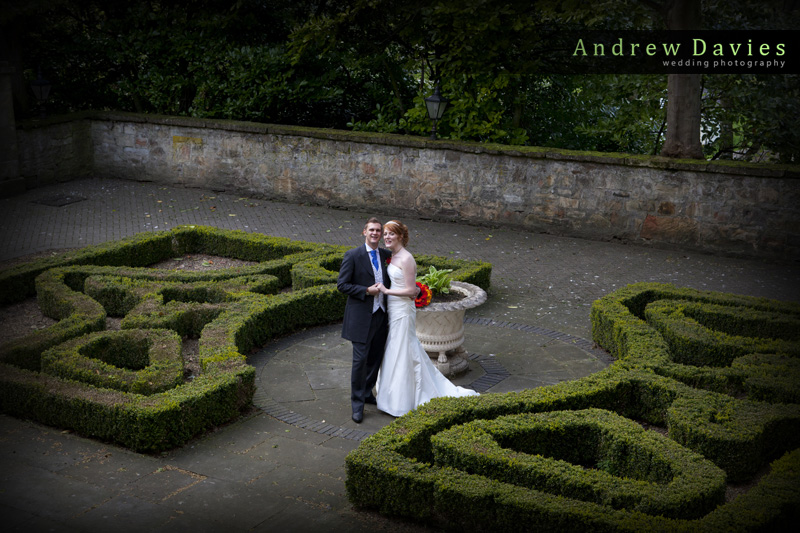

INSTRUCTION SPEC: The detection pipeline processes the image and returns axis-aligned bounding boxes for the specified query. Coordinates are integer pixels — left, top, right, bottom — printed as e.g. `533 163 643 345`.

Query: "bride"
374 220 478 417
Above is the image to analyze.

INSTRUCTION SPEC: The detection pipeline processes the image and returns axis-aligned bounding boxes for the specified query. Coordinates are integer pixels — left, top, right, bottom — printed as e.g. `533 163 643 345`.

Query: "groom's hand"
366 283 381 296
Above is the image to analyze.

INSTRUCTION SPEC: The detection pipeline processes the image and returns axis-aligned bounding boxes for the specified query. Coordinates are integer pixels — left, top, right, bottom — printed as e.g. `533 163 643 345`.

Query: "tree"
5 0 370 125
290 0 618 145
639 0 704 159
570 74 668 154
8 0 797 161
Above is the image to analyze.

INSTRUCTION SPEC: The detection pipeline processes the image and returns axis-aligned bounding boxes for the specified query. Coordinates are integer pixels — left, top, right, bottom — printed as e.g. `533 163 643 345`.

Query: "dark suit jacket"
337 245 391 343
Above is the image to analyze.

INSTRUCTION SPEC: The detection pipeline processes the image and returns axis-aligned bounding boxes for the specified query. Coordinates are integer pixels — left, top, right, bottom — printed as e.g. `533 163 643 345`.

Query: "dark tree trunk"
661 74 704 158
659 0 704 159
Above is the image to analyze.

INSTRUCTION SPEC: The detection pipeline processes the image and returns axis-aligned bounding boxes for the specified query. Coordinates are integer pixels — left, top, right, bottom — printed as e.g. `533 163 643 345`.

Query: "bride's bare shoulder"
395 251 417 274
392 250 413 266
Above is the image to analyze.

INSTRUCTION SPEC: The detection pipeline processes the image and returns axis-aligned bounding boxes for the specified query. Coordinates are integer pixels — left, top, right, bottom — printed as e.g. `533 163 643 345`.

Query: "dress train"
376 263 478 417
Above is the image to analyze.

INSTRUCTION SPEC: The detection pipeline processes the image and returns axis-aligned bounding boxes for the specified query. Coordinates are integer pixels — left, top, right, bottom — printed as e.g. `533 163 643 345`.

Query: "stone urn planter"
415 281 487 376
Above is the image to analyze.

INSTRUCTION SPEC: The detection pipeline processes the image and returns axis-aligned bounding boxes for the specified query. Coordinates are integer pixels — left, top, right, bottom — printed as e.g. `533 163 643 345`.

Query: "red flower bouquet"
415 282 432 308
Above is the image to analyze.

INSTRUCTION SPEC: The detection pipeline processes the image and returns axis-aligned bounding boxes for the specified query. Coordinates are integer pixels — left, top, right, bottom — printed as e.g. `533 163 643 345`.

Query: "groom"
337 217 391 423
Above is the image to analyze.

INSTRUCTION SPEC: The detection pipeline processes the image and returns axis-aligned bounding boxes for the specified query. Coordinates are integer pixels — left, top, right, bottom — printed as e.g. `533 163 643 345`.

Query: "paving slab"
1 177 798 531
158 477 291 531
71 492 186 532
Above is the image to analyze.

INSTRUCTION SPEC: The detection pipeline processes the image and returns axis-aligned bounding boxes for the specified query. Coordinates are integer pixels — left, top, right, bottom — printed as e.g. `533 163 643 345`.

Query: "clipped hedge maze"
0 225 493 452
432 409 726 520
345 282 800 531
42 329 183 395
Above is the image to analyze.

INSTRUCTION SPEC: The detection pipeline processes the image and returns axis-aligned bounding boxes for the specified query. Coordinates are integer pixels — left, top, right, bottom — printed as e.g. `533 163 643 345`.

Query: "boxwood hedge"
0 225 493 452
431 408 726 519
345 282 800 531
41 328 183 395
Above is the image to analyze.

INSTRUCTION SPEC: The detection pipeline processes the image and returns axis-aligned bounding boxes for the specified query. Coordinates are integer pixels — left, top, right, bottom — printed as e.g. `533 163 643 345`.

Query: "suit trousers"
350 308 387 414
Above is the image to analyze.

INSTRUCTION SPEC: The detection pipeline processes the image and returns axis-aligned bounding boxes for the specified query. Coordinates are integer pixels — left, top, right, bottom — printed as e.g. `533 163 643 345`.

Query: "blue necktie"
370 249 380 272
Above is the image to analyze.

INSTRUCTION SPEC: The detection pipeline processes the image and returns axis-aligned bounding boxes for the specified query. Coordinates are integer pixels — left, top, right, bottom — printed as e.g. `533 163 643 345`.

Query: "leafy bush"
416 266 454 294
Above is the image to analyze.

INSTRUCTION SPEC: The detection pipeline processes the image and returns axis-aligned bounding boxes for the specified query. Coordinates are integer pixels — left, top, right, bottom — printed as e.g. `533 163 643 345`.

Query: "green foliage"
416 266 454 295
415 254 492 291
572 74 668 155
645 299 800 367
701 74 800 163
432 409 726 519
591 282 800 405
0 356 256 453
11 0 799 159
41 329 183 395
0 225 492 452
291 253 344 289
348 103 403 134
344 282 800 530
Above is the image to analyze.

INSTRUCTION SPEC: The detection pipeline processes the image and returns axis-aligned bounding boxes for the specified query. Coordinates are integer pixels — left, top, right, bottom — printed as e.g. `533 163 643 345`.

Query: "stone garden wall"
16 116 94 189
12 111 800 260
0 63 22 197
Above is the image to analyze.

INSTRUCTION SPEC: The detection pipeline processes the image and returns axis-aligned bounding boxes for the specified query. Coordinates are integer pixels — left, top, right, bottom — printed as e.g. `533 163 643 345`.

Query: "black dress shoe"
352 411 363 423
365 395 377 405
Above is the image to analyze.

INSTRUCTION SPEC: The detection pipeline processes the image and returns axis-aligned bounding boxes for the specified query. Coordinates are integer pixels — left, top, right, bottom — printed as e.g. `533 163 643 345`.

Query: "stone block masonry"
15 111 800 260
16 117 93 188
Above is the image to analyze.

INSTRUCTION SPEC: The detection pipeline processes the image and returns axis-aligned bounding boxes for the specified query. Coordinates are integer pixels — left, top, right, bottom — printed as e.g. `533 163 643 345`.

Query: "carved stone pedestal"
415 281 487 377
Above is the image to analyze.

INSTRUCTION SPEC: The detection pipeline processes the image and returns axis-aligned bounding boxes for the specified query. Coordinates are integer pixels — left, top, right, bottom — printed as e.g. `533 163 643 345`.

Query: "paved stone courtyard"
0 177 798 531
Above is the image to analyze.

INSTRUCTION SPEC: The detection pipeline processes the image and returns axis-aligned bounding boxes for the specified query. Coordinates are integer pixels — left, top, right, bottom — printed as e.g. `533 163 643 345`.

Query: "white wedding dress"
376 263 479 417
